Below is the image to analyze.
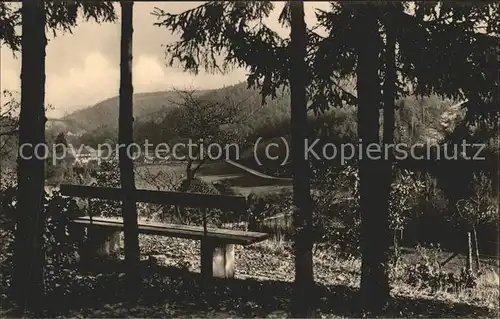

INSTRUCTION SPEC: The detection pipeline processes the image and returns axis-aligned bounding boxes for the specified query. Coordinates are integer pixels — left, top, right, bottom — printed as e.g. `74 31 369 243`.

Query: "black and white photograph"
0 1 498 317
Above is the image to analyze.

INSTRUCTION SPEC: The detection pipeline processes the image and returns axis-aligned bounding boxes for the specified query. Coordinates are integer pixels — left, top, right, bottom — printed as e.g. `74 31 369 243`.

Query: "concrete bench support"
82 226 121 260
201 239 235 278
65 212 269 277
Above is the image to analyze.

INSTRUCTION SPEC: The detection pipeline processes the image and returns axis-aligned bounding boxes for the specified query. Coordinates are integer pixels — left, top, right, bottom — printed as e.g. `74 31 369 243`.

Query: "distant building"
66 131 83 137
74 145 98 164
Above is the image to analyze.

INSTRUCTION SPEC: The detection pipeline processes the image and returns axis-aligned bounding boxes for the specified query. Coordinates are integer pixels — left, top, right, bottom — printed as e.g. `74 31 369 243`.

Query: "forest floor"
1 233 498 318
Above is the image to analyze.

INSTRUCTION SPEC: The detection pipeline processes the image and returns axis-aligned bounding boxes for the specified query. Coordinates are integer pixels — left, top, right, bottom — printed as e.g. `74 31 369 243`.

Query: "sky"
0 2 329 118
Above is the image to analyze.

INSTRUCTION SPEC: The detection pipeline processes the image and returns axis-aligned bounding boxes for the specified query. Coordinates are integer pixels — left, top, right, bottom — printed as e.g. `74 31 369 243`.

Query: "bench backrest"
59 184 247 212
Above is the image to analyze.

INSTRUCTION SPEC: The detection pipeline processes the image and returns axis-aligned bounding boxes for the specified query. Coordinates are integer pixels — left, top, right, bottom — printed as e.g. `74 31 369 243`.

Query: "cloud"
1 49 247 117
45 52 120 116
133 55 247 93
1 1 329 118
134 55 165 90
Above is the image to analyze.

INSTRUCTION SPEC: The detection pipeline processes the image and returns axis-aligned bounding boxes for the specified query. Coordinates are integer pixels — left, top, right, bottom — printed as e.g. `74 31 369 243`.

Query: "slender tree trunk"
13 0 46 313
119 0 140 289
289 1 315 317
472 225 480 270
355 6 391 314
466 231 472 271
182 157 195 191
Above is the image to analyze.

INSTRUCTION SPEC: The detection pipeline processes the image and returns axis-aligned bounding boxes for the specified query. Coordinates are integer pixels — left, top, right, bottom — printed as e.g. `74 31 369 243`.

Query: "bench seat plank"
73 216 269 246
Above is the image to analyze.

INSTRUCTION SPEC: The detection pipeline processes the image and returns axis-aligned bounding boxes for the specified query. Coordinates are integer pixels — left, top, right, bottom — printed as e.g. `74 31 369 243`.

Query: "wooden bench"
59 184 270 278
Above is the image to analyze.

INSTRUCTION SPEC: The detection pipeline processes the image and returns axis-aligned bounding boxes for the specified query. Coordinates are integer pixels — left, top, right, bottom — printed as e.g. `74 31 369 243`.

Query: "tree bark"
383 5 397 147
13 0 47 313
289 1 315 317
466 231 472 272
472 225 480 270
355 6 391 314
383 2 398 270
119 0 140 289
182 157 195 191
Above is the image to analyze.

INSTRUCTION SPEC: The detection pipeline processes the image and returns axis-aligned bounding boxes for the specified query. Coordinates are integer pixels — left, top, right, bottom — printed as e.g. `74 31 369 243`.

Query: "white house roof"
81 146 97 155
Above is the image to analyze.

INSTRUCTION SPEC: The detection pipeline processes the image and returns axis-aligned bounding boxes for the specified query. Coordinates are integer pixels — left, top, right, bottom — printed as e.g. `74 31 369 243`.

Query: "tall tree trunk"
383 4 397 256
13 0 46 313
383 5 396 147
119 0 140 289
355 6 391 313
289 1 315 317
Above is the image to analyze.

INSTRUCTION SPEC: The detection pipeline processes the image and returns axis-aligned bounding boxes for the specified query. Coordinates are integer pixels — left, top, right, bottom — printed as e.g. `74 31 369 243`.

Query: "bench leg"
201 239 235 278
82 227 121 261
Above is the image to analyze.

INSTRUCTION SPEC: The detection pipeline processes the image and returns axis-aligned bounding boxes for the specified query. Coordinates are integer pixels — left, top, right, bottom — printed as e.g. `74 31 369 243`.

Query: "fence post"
466 232 472 272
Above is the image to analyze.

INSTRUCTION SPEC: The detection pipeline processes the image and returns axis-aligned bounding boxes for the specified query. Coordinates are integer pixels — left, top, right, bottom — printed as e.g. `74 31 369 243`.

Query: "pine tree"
153 2 499 314
1 1 116 312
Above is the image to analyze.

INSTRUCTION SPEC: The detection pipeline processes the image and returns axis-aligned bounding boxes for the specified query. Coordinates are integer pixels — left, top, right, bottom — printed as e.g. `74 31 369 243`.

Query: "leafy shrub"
87 160 122 218
248 190 293 220
176 177 220 195
420 173 449 215
401 172 456 247
456 172 498 229
312 165 360 255
406 263 477 292
43 191 86 293
389 169 425 230
246 189 293 233
405 245 478 292
312 166 429 255
212 178 237 195
0 185 85 296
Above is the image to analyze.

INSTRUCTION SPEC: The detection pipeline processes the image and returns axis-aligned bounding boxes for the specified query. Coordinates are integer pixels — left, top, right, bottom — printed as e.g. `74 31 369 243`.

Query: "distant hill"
60 82 292 134
61 90 188 132
59 81 465 152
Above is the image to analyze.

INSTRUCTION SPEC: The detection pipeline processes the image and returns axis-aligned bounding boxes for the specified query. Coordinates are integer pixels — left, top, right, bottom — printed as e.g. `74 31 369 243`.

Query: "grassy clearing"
136 234 500 312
